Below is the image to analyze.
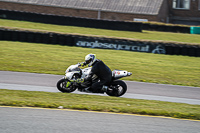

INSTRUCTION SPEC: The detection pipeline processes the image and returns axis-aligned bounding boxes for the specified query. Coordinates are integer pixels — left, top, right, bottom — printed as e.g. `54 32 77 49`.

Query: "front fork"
63 76 73 88
63 76 81 89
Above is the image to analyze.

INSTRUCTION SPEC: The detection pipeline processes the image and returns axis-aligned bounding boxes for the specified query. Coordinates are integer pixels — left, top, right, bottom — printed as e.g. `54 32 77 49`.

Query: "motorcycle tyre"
106 80 127 97
57 79 76 93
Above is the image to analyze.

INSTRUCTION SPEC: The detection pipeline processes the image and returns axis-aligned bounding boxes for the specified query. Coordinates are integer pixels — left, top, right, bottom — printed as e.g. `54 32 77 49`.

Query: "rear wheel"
56 79 76 93
106 80 127 97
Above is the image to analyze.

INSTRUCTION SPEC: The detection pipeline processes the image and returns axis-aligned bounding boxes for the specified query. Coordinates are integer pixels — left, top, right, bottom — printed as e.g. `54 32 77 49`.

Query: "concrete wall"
158 0 170 23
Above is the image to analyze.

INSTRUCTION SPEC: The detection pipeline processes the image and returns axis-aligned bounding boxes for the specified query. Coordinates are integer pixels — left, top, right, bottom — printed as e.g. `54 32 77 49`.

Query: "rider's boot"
83 87 92 93
101 85 112 92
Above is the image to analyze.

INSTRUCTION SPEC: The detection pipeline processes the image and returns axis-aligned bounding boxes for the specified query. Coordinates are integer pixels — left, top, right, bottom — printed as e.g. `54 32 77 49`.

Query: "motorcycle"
56 63 132 97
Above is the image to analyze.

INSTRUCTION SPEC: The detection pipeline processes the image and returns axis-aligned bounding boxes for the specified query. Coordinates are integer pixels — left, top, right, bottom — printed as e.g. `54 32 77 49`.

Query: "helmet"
85 54 97 66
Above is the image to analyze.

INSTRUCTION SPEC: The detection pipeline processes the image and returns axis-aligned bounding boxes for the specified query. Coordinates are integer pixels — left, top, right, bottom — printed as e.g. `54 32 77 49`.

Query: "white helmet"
85 54 97 67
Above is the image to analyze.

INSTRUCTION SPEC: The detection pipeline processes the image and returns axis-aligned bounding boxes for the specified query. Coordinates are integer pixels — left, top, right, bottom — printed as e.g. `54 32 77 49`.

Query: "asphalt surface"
0 107 199 133
0 71 200 105
1 71 200 133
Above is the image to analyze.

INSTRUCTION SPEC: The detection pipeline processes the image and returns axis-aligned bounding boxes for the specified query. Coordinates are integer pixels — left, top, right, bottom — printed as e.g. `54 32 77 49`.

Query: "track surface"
0 71 200 104
1 71 200 133
0 107 199 133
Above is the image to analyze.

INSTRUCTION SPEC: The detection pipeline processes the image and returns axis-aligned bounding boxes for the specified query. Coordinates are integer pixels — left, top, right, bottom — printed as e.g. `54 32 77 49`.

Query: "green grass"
1 19 200 120
1 19 200 44
1 41 200 87
1 89 200 120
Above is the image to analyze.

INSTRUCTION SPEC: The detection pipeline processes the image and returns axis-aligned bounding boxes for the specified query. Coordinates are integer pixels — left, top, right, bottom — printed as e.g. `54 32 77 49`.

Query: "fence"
0 9 142 32
142 23 190 33
0 9 194 33
0 28 199 57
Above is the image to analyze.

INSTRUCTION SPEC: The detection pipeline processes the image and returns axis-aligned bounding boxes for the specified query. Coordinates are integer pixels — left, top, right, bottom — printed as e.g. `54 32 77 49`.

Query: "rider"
76 54 112 93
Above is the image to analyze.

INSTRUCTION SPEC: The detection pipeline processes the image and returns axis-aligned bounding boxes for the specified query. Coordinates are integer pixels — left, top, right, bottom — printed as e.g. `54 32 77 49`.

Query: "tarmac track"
0 71 200 105
1 71 200 133
0 106 200 133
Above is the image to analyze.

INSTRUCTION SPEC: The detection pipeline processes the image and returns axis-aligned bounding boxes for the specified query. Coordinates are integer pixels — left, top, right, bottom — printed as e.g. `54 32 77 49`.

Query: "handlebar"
78 62 87 67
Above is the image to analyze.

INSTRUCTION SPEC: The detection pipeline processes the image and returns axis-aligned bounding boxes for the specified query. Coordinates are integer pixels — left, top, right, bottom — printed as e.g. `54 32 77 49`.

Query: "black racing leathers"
84 59 112 93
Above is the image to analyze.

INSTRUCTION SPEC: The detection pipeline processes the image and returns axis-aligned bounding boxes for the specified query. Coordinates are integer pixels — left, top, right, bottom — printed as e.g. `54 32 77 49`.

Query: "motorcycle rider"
75 54 112 93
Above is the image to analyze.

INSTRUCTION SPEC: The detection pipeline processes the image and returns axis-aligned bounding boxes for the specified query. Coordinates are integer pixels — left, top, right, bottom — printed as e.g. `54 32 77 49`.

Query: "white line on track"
1 83 200 105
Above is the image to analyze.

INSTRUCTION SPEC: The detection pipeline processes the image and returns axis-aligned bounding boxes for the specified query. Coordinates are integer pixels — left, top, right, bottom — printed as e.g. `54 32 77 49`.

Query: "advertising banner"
75 37 166 54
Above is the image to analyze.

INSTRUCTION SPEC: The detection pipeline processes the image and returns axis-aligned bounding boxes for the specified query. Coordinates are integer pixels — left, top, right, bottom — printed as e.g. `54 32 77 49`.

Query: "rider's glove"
82 62 87 66
78 62 87 67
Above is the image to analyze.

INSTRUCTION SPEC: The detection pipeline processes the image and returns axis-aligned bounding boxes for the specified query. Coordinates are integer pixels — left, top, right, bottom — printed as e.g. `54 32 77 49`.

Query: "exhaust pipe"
127 72 132 76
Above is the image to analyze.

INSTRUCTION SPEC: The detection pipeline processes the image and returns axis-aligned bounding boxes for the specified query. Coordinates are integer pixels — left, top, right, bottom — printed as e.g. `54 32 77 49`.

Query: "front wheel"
106 80 127 97
57 79 76 93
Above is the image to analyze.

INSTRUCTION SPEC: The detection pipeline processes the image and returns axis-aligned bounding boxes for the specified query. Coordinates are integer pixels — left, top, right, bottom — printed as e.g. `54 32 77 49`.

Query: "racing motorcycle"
56 63 132 97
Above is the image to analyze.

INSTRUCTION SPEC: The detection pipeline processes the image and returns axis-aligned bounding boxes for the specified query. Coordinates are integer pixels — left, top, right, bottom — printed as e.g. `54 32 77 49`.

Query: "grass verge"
0 89 200 120
1 19 200 45
1 41 200 87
